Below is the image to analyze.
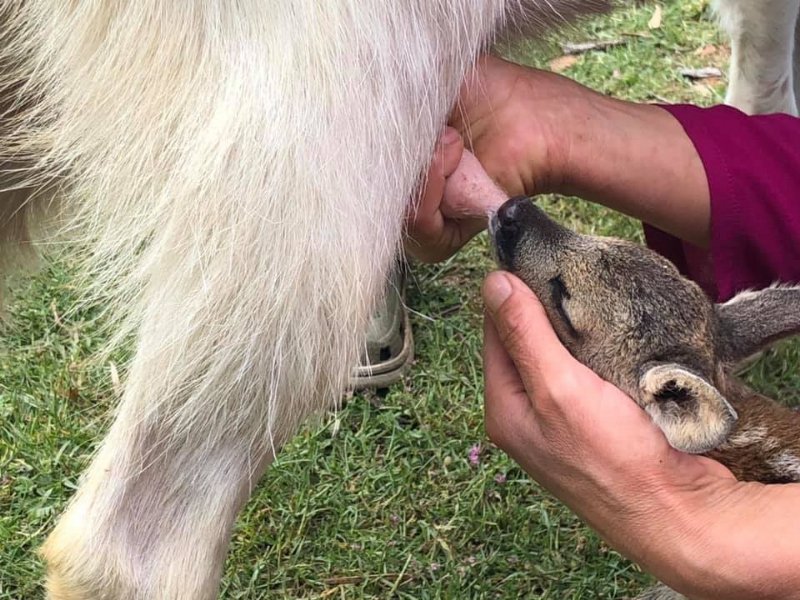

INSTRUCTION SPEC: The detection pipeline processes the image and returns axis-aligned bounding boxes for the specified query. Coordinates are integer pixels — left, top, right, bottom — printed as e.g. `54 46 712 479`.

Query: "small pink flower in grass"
494 472 506 485
468 444 481 466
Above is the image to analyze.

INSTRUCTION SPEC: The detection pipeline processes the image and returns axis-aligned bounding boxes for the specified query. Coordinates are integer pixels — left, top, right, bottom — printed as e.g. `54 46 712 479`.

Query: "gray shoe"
350 265 414 390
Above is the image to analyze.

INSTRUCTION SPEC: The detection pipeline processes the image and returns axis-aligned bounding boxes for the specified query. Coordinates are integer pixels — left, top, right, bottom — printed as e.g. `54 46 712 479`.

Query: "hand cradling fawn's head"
488 196 736 453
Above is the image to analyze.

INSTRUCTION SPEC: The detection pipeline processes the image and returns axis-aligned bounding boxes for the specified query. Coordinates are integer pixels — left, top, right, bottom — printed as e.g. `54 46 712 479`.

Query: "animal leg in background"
715 0 800 115
794 11 800 105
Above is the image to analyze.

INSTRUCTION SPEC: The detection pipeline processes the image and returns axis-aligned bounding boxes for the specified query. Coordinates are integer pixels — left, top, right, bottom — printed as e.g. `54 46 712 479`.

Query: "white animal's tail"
0 0 608 598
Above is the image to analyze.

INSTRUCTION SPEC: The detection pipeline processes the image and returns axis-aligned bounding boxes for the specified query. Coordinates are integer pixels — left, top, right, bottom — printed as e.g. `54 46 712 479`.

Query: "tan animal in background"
0 0 798 597
490 196 800 598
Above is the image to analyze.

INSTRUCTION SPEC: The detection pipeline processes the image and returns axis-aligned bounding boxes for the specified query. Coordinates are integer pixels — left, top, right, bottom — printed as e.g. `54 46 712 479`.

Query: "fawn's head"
490 197 800 453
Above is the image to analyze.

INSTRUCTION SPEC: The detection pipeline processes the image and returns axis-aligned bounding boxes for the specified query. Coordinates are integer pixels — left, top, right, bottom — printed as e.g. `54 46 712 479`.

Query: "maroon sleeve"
643 104 800 302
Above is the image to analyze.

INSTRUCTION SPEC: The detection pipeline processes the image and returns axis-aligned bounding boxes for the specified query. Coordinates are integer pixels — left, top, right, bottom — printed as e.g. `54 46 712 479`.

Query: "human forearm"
675 482 800 600
556 94 711 248
452 59 712 248
596 474 800 600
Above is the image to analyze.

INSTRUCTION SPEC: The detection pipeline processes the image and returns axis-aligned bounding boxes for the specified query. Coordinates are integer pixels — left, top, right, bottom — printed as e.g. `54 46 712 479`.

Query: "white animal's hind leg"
39 160 399 598
22 2 507 598
794 12 800 111
715 0 800 115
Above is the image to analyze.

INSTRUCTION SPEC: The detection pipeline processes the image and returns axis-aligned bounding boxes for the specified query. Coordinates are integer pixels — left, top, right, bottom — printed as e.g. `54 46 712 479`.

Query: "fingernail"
484 272 512 312
442 126 460 145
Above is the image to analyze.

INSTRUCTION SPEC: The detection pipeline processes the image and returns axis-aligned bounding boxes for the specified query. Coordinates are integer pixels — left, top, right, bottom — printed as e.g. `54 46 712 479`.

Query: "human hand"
406 58 595 264
482 270 800 599
482 270 733 548
405 127 506 263
453 56 711 246
450 56 589 197
407 54 711 263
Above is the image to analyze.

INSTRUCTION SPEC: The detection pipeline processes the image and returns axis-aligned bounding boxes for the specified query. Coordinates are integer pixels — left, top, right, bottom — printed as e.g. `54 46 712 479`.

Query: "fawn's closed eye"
548 275 578 337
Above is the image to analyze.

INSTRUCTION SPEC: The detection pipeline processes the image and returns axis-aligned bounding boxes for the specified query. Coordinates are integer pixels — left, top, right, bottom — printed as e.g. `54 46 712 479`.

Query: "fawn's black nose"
496 195 529 224
490 197 566 268
491 197 531 268
490 197 528 267
490 197 538 267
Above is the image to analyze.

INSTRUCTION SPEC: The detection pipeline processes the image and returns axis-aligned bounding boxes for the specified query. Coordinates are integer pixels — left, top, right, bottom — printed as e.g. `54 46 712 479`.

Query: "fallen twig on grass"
560 39 626 55
679 67 723 80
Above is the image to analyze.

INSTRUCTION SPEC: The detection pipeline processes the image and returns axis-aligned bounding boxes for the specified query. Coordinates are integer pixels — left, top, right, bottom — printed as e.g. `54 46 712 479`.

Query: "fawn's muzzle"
490 197 567 269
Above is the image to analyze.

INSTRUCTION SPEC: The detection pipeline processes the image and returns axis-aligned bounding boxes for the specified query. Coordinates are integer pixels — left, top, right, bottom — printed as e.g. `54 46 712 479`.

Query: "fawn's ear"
716 285 800 365
638 363 737 454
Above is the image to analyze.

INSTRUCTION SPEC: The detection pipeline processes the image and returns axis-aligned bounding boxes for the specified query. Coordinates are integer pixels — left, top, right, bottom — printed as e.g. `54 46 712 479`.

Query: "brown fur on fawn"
489 197 800 599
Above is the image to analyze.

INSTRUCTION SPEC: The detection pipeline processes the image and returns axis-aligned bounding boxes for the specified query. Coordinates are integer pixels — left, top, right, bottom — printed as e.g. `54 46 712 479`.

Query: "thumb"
482 271 583 398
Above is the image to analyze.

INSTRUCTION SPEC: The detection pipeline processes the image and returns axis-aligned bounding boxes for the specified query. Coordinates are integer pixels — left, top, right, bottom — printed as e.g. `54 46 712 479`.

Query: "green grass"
2 1 799 598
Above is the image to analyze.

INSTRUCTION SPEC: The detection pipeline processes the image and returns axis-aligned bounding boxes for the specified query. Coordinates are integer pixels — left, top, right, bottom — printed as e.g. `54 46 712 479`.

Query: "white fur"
721 282 800 307
715 0 800 115
0 1 610 598
769 450 800 478
725 424 768 446
640 364 737 454
0 1 795 598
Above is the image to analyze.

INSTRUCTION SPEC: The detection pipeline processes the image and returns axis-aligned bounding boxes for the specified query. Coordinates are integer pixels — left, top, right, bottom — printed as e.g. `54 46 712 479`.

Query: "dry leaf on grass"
690 82 715 97
693 43 731 63
549 55 579 73
648 5 662 30
695 44 718 57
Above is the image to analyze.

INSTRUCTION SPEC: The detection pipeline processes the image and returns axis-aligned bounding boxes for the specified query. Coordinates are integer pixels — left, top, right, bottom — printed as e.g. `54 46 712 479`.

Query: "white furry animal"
715 0 800 115
0 1 795 599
